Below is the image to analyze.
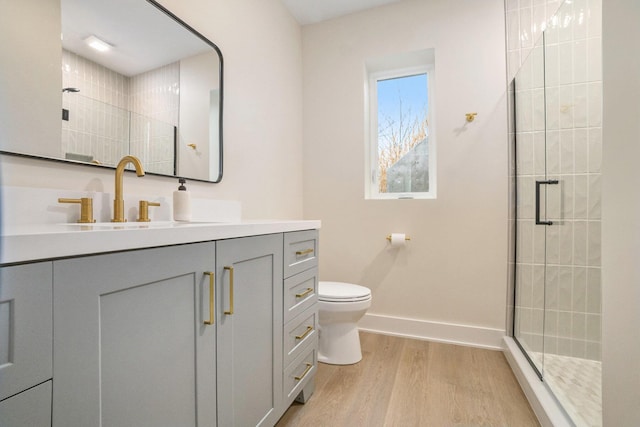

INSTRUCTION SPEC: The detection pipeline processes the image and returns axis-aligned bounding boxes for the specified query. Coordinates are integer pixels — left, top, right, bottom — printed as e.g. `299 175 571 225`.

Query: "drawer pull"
295 363 313 381
295 326 313 340
295 248 314 256
203 271 215 325
224 266 234 315
295 287 314 298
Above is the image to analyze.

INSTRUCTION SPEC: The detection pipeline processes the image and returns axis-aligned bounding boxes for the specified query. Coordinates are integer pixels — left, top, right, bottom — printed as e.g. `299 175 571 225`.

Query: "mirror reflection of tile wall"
61 50 178 174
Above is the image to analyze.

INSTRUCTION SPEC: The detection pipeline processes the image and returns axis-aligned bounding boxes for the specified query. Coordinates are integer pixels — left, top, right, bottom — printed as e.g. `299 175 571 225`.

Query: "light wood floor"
276 332 540 427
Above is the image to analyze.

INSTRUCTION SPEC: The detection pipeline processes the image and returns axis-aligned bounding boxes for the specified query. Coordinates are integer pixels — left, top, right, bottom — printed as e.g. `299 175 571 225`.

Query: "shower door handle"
535 180 559 225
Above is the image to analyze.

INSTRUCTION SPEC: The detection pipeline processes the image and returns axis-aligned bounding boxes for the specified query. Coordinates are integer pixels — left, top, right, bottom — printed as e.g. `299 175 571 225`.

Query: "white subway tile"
546 266 559 309
546 87 560 131
573 40 588 83
587 37 602 82
588 174 602 219
586 267 601 313
559 129 574 174
558 42 573 86
572 313 586 340
588 127 602 172
586 314 601 341
559 85 574 129
558 220 574 265
574 129 588 173
588 221 601 266
558 309 573 335
544 43 559 87
572 0 588 40
573 220 588 266
572 266 587 312
588 81 602 126
587 0 602 37
574 174 589 219
546 223 560 265
533 131 546 174
520 7 533 49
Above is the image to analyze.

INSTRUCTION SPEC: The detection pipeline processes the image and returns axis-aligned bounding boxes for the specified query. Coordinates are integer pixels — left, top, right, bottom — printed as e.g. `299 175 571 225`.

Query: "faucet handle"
137 200 161 222
58 198 96 223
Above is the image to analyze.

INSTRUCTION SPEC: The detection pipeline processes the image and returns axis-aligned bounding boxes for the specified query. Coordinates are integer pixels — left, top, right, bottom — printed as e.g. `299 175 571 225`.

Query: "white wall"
0 0 304 220
0 0 61 158
601 0 640 424
302 0 508 347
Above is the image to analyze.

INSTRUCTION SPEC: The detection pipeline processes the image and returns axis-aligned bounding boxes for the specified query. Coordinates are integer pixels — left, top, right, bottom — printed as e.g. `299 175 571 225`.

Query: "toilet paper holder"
386 234 411 241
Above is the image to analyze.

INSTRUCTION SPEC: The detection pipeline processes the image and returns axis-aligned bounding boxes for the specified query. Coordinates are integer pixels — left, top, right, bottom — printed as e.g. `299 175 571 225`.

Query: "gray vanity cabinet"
0 262 53 427
216 234 284 427
52 242 217 427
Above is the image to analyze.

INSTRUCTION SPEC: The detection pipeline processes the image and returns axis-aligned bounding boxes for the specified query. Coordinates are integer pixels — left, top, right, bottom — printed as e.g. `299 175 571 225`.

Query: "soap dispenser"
173 178 192 221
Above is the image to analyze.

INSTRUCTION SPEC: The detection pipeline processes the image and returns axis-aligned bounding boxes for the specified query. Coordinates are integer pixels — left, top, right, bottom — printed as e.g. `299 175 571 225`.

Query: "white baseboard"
358 313 505 350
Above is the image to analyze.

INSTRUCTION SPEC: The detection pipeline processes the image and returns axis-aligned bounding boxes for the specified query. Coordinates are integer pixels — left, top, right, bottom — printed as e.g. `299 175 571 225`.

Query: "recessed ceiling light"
84 35 112 52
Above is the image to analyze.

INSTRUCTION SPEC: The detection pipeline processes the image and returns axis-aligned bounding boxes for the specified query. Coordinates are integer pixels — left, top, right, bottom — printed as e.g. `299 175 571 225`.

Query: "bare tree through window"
377 74 429 193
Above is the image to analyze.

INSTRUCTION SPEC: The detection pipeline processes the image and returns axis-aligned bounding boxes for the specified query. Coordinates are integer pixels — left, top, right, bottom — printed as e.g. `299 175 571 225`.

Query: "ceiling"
280 0 406 25
59 0 405 77
62 0 212 76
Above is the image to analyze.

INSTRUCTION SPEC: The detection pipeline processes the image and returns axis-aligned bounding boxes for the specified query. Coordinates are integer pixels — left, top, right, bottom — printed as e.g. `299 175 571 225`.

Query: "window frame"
365 62 436 200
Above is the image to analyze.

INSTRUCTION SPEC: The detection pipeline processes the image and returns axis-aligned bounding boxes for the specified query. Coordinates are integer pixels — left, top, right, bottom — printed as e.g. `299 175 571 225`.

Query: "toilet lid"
318 281 371 302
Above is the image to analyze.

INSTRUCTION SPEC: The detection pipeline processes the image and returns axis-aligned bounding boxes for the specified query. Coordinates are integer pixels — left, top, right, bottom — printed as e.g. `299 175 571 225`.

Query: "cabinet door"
53 242 216 427
0 262 52 401
216 234 283 427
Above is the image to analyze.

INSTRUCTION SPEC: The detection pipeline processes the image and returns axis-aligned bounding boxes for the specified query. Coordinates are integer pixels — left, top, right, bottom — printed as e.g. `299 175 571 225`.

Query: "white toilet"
317 281 372 365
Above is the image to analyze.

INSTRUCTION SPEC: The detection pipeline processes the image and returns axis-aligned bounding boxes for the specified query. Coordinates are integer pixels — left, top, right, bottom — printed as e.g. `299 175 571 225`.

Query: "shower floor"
530 352 602 427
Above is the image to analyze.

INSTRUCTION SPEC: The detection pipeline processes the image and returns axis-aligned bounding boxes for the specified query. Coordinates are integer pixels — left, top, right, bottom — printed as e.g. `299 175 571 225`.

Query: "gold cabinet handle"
224 266 234 315
203 272 215 325
295 287 313 298
58 197 95 223
295 326 313 340
295 248 314 256
295 363 313 381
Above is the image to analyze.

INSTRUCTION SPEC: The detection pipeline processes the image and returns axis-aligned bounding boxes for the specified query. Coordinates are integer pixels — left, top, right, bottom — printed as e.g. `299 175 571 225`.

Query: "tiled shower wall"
61 50 178 174
130 64 179 175
507 0 602 361
506 0 563 81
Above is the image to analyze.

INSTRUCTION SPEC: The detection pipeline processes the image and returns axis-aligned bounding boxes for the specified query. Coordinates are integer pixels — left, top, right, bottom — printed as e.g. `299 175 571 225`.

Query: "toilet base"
318 322 363 365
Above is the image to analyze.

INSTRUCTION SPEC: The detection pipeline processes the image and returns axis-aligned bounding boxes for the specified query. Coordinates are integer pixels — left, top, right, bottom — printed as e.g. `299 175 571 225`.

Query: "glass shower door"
513 35 546 378
513 0 603 424
540 0 603 423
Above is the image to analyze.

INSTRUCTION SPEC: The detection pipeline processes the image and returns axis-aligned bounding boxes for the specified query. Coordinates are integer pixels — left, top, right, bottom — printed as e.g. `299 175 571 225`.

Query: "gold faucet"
112 155 145 222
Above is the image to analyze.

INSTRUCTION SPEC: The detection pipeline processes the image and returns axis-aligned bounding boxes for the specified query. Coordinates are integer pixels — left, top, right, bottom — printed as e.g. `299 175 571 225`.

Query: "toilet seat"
319 281 371 303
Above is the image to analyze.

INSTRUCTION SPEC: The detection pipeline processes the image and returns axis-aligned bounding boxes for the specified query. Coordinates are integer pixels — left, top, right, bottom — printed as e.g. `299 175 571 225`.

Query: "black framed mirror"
0 0 223 182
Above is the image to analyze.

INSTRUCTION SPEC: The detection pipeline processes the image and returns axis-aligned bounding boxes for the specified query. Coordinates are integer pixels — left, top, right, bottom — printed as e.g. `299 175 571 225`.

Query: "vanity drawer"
284 308 318 367
284 345 316 402
284 267 317 323
284 230 318 278
0 380 52 427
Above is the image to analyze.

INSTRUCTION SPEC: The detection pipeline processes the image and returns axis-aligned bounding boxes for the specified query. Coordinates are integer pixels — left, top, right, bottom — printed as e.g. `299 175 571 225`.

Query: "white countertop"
0 186 319 265
1 220 321 265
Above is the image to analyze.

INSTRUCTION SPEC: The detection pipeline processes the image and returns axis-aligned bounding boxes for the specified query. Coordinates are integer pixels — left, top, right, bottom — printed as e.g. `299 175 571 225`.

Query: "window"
365 50 435 199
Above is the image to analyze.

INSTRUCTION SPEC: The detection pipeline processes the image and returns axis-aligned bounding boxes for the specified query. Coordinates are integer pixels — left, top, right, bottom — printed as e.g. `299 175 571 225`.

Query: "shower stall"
509 0 602 426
